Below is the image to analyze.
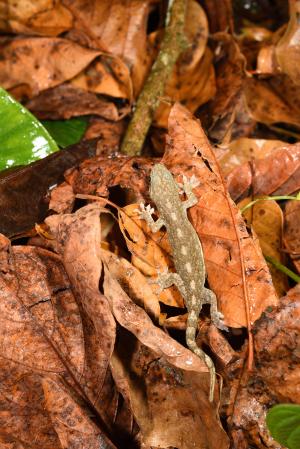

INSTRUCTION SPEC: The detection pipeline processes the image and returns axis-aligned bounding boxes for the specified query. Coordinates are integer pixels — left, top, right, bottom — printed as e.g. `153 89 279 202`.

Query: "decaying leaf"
26 84 122 120
0 242 116 447
0 139 97 237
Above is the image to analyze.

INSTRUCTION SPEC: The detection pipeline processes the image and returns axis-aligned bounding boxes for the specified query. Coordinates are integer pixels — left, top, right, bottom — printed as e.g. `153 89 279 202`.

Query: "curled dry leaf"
45 204 118 429
161 103 278 329
103 264 229 449
119 204 183 307
283 199 300 275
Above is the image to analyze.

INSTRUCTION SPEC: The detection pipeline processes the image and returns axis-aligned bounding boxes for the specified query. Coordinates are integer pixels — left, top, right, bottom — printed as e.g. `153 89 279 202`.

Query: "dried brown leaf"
42 376 116 449
219 137 285 176
226 142 300 201
45 205 117 427
230 284 300 446
161 103 278 328
0 0 73 36
245 76 300 129
0 37 101 97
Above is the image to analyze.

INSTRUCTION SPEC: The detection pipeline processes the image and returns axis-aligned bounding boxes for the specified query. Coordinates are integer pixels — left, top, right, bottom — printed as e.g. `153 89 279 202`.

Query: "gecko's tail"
186 315 216 402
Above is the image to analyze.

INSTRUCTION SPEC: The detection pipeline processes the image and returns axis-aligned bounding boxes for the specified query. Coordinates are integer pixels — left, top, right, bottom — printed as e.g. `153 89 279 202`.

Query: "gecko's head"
149 163 179 202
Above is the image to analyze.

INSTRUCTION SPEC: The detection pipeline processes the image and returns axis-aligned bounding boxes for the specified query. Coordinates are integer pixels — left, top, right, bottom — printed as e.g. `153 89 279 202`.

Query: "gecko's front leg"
179 174 200 210
137 203 165 233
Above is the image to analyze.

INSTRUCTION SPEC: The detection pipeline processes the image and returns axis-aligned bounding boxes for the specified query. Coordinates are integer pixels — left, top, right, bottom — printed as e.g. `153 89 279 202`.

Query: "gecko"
138 163 227 402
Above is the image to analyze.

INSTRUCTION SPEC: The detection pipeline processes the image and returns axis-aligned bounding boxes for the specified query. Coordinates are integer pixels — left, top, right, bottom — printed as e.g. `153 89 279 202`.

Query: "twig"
121 0 189 156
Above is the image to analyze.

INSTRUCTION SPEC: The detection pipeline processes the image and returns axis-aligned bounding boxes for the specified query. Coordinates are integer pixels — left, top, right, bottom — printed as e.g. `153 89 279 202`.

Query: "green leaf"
42 118 88 148
266 404 300 449
0 87 59 171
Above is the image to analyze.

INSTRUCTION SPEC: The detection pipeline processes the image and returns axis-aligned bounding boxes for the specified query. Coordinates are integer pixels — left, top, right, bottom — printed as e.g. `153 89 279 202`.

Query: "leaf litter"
1 1 300 448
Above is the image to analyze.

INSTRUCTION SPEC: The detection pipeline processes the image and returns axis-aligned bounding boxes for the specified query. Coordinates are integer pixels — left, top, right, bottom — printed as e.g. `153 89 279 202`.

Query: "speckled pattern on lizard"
138 163 228 402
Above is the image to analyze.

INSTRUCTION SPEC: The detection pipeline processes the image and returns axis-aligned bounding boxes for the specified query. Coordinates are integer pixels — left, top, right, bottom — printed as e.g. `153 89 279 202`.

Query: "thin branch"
121 0 189 156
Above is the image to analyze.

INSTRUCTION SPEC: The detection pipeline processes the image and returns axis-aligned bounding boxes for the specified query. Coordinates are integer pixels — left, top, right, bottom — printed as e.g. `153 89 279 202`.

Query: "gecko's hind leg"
202 287 228 331
153 271 186 298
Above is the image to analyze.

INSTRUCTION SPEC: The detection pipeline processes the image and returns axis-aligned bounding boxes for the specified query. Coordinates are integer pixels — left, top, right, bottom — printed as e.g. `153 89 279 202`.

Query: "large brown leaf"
0 239 116 448
161 103 278 329
0 37 101 97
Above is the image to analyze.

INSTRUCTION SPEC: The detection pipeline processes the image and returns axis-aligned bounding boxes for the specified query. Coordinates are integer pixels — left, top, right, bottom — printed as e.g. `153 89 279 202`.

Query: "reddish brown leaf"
161 103 278 329
245 77 300 129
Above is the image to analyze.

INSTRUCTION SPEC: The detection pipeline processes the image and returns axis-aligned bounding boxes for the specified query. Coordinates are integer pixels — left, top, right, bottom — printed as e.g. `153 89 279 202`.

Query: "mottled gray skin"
139 163 227 402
